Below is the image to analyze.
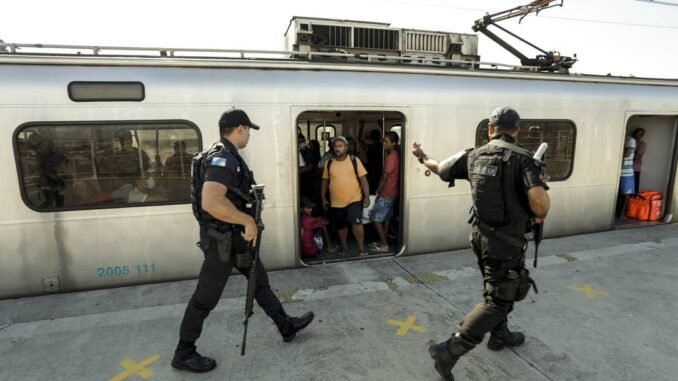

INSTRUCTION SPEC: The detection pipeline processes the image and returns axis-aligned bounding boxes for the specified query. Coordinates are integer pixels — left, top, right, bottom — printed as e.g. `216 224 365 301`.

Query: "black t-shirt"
202 139 252 210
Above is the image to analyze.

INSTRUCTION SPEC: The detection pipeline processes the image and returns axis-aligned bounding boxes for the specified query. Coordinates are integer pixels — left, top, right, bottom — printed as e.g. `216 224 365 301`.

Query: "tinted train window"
14 121 201 212
476 119 576 181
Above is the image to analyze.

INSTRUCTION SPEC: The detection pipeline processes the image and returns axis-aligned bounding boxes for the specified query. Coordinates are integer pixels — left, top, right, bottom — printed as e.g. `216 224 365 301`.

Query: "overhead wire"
369 0 678 30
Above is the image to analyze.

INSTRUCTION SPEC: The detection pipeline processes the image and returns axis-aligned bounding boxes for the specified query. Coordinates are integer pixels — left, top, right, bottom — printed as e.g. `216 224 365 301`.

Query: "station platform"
2 224 678 381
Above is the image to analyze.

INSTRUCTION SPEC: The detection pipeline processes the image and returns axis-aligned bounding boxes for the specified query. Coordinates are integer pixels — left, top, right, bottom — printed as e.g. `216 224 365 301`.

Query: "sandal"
358 251 369 256
371 245 390 253
326 245 339 253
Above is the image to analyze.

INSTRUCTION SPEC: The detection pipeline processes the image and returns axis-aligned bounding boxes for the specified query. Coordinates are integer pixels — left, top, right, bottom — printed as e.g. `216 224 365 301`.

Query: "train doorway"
616 115 678 228
295 110 405 264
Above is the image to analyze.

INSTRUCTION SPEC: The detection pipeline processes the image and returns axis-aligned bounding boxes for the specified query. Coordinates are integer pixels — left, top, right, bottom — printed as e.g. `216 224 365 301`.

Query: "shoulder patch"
211 157 227 167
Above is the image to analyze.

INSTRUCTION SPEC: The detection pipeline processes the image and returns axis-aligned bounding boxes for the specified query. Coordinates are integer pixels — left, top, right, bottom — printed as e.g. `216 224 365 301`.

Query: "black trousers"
178 238 283 343
457 228 526 345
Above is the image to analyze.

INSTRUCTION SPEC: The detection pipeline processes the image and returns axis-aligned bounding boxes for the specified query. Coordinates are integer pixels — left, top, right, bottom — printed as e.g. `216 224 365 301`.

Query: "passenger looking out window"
164 141 192 178
110 169 166 203
31 134 68 208
113 130 150 183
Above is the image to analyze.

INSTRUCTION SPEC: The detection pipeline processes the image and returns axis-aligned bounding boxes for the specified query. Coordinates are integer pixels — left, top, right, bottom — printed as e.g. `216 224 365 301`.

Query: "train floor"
2 224 678 380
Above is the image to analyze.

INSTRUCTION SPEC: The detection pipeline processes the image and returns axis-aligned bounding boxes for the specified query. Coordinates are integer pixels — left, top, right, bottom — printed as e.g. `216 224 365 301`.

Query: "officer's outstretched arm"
527 186 550 223
202 181 257 239
411 142 441 174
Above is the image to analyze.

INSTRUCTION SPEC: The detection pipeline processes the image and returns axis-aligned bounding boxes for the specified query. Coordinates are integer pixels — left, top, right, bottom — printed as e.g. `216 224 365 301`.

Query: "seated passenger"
72 180 112 206
300 197 337 258
111 170 166 203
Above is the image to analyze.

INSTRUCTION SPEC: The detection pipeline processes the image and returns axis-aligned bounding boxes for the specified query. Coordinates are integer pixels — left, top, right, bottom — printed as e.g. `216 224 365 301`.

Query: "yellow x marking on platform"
569 284 609 299
109 355 160 381
387 315 428 336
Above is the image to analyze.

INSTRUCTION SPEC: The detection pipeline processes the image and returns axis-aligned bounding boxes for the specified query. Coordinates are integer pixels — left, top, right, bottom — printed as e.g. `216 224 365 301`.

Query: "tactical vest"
191 141 254 228
467 137 532 238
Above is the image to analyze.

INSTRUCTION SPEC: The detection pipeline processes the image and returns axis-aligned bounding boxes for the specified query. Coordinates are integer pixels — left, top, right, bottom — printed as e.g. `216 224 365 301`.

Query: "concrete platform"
2 224 678 381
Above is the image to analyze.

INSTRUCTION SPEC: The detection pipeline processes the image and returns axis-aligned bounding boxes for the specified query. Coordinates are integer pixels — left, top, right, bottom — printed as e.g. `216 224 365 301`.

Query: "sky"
3 0 678 78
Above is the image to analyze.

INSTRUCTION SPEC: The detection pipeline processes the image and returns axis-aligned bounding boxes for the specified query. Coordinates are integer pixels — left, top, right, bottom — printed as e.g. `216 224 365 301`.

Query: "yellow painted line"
569 284 609 299
387 315 428 336
109 355 160 381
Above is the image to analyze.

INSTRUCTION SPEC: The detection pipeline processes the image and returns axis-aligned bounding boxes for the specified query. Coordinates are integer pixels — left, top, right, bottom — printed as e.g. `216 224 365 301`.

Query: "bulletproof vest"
467 137 531 236
191 141 254 228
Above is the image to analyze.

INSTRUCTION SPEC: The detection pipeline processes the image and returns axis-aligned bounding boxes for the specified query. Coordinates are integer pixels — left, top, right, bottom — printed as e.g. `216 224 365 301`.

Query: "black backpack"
325 154 364 200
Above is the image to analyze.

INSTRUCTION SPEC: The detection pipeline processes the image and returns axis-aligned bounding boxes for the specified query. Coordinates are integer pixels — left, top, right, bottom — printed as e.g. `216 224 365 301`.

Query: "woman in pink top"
632 128 646 194
369 131 400 252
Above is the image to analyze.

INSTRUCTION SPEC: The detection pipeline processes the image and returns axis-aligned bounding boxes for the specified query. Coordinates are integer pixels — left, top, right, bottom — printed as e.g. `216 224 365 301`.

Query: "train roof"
2 41 678 88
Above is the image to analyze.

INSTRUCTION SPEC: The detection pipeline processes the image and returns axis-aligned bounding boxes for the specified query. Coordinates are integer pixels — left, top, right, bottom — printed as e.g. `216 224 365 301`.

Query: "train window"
476 119 576 181
68 81 145 102
14 120 201 212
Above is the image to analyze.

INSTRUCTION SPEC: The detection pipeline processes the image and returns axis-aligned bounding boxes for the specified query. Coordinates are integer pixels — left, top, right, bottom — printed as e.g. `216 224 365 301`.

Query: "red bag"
626 191 662 221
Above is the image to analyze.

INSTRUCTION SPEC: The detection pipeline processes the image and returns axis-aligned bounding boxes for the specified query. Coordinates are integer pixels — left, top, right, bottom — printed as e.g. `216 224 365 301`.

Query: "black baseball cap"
219 109 260 130
489 106 520 128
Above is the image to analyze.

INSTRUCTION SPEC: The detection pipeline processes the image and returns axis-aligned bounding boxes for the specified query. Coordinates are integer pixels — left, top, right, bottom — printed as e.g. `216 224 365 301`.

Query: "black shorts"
330 202 363 228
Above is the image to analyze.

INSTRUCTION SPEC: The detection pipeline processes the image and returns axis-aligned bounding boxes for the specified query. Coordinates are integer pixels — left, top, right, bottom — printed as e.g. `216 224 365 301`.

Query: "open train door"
616 114 678 227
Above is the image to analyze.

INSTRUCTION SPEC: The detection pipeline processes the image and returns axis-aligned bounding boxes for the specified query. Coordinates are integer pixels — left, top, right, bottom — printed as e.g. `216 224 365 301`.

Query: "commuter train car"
2 33 678 298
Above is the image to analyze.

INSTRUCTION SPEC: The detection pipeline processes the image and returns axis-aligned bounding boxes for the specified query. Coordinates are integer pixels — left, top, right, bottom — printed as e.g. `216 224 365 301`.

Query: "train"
2 23 678 299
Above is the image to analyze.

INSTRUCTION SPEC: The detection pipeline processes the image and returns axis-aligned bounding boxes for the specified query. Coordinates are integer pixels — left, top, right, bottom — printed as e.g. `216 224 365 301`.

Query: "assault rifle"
241 184 265 356
532 143 548 268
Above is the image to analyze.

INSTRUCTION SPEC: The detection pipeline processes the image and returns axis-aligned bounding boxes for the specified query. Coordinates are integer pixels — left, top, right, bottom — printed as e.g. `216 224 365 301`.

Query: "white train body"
1 51 677 298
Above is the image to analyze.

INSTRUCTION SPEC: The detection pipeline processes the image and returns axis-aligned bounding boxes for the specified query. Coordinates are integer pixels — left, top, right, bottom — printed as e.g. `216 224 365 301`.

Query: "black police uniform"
173 136 313 373
429 133 546 380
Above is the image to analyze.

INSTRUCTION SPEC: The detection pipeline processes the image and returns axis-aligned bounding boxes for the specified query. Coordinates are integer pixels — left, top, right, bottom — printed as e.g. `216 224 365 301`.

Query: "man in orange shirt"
320 136 371 256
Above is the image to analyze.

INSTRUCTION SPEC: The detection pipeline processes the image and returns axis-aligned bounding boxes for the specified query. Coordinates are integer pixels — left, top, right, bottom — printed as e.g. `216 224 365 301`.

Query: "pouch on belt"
207 229 233 264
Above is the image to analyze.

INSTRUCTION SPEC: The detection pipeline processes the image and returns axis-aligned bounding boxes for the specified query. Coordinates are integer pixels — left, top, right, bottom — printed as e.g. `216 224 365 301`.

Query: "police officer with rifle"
412 107 550 381
172 109 314 373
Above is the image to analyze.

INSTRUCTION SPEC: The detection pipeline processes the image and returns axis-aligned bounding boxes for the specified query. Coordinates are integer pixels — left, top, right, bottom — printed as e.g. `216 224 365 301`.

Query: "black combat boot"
428 334 475 381
487 322 525 351
275 310 315 342
171 340 217 373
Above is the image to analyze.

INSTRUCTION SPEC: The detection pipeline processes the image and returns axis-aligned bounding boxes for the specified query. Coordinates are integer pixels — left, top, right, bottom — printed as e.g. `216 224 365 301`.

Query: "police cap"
489 107 520 129
219 108 260 130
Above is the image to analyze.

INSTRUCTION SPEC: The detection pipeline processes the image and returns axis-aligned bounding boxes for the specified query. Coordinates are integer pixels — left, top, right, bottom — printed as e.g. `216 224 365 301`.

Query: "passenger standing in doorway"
173 109 314 373
412 107 549 381
616 136 636 217
632 128 646 194
369 131 400 252
320 136 370 256
359 121 384 194
298 134 315 199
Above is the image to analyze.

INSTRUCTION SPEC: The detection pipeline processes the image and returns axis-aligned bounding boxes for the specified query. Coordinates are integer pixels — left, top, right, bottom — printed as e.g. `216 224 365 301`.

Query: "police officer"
172 109 314 373
412 107 550 381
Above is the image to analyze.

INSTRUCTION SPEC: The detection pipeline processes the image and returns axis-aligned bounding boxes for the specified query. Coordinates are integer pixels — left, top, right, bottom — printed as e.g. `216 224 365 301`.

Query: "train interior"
14 122 201 211
296 111 404 263
616 115 678 228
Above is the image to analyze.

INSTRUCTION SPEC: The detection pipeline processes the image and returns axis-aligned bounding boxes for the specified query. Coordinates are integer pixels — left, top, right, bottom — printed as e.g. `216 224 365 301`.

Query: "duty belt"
474 220 527 250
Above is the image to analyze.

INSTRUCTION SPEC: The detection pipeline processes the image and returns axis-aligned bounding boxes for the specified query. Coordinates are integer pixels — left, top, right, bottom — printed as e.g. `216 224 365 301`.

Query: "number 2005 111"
97 264 157 278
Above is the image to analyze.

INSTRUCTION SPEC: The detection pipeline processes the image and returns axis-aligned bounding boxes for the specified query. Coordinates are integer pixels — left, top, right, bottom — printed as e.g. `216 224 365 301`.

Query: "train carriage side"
1 59 678 298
